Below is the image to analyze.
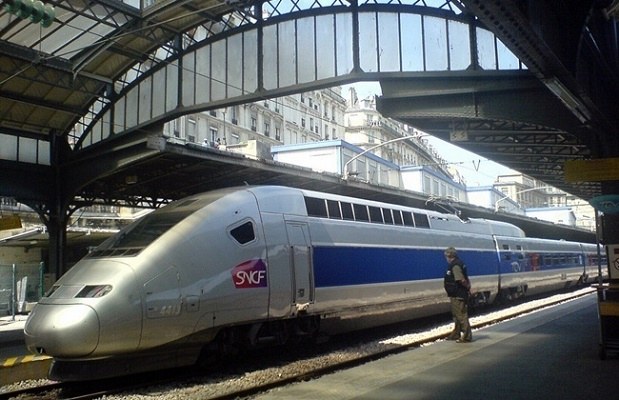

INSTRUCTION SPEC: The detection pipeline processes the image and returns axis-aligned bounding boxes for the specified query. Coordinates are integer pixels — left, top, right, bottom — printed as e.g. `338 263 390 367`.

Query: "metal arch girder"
458 0 619 147
377 73 585 133
375 72 599 196
72 3 504 151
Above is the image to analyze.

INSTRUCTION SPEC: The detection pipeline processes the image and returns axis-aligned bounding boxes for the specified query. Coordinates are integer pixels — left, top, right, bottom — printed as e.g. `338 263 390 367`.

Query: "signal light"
4 0 55 28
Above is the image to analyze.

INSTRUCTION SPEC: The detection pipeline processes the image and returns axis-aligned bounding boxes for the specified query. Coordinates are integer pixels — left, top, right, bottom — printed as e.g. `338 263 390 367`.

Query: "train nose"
24 304 100 358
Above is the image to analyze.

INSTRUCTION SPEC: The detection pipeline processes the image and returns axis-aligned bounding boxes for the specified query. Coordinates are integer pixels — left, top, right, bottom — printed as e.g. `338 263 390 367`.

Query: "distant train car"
24 186 603 381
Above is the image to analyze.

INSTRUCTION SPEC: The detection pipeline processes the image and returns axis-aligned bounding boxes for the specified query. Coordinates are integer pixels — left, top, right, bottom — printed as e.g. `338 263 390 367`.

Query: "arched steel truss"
75 2 525 151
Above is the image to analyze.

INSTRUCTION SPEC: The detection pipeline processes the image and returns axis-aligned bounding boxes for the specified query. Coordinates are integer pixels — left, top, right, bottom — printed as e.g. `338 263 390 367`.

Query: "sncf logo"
232 259 268 288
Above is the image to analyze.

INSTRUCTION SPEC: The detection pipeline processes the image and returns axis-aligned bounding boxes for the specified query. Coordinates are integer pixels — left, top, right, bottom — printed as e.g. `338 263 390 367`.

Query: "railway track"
0 287 596 400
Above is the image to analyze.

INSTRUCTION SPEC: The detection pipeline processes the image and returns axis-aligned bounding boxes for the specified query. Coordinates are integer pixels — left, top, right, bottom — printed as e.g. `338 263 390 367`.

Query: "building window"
301 118 306 128
187 117 196 129
251 116 257 131
173 119 180 138
264 122 270 137
231 106 238 125
210 127 218 143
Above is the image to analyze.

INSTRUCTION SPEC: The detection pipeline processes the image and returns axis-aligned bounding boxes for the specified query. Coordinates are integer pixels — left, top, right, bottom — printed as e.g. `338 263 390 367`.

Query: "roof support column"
600 182 619 246
46 206 69 280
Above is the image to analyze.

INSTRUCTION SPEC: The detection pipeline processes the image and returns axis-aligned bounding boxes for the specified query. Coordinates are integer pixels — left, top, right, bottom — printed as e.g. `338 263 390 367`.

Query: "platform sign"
0 215 22 231
565 158 619 182
606 245 619 282
590 195 619 214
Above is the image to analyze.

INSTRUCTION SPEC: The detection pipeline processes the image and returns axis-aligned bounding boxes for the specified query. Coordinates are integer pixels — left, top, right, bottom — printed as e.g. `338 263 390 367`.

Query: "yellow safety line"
0 354 51 368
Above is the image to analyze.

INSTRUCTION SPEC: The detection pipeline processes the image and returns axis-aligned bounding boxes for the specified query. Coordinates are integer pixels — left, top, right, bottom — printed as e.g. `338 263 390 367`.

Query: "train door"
494 236 527 300
285 222 314 306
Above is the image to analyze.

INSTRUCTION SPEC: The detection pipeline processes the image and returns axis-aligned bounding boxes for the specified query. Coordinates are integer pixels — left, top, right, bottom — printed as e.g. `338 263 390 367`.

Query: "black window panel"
230 221 255 244
393 209 403 225
105 210 192 249
402 211 415 226
341 202 354 220
327 199 342 219
354 204 369 221
383 208 393 224
305 197 327 217
369 206 383 223
413 213 430 228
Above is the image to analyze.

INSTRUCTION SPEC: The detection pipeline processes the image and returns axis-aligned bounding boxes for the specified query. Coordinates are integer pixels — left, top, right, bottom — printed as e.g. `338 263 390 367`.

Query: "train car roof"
291 186 526 238
175 185 526 239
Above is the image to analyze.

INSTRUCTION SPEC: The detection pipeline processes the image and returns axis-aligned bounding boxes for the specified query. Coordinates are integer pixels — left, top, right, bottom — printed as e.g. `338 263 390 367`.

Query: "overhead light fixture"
125 175 138 185
543 78 591 123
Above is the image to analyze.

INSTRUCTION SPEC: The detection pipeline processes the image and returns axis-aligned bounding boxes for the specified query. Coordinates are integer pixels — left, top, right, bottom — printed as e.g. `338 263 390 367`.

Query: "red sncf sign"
232 259 268 288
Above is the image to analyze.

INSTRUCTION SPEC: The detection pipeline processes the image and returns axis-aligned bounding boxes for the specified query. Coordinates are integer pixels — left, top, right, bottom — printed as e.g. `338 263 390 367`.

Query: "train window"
502 244 509 250
516 245 523 251
383 208 394 224
230 221 255 244
354 204 369 222
304 197 327 217
413 213 429 228
102 210 193 250
393 209 403 225
402 211 415 226
341 202 354 220
327 199 342 219
369 206 383 223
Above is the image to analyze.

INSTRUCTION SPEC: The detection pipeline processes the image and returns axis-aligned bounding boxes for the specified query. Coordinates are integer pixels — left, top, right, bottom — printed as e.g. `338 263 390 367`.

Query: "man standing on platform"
443 247 472 343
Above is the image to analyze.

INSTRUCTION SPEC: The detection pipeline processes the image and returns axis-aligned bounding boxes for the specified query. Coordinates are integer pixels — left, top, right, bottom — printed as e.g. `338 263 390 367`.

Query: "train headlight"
76 285 113 298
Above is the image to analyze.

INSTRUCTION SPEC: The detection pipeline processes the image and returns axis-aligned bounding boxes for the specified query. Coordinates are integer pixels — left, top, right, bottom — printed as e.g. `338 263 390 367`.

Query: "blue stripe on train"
312 246 497 288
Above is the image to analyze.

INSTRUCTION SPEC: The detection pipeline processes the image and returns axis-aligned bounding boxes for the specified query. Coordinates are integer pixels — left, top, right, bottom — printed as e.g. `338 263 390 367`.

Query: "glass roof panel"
1 0 134 61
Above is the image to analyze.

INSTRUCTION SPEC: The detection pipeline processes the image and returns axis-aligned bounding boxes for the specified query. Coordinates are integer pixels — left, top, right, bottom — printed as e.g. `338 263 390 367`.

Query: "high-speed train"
24 185 603 381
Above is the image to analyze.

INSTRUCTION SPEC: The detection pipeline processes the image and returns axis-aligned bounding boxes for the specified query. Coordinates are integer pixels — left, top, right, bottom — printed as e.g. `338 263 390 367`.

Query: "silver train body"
24 186 604 380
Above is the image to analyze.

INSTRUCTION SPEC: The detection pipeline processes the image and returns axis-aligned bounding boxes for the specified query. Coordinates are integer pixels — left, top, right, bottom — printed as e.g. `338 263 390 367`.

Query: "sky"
343 82 516 186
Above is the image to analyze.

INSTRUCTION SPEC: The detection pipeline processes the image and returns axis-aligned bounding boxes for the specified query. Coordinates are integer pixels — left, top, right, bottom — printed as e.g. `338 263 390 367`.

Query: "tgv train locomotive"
24 186 603 381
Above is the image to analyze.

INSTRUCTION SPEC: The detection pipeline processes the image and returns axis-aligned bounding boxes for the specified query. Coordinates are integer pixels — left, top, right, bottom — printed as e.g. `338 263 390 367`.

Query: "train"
24 185 604 381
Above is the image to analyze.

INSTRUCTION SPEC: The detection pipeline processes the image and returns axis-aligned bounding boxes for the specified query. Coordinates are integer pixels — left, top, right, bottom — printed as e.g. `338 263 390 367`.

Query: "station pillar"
598 181 619 284
46 207 68 280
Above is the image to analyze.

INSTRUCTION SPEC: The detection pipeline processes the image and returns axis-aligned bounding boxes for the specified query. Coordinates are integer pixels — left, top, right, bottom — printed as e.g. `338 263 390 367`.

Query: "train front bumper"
24 303 100 358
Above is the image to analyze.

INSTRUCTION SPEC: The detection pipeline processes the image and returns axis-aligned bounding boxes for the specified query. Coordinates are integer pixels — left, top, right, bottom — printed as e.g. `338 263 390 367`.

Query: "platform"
255 293 619 400
1 294 617 394
0 314 51 386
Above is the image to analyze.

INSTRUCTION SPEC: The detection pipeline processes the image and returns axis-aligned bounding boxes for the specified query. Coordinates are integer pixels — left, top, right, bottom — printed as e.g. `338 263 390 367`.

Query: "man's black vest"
444 258 469 299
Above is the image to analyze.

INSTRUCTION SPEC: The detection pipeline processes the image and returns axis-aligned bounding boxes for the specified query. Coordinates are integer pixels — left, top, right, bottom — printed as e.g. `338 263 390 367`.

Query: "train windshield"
91 209 200 257
88 190 236 257
109 211 192 249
